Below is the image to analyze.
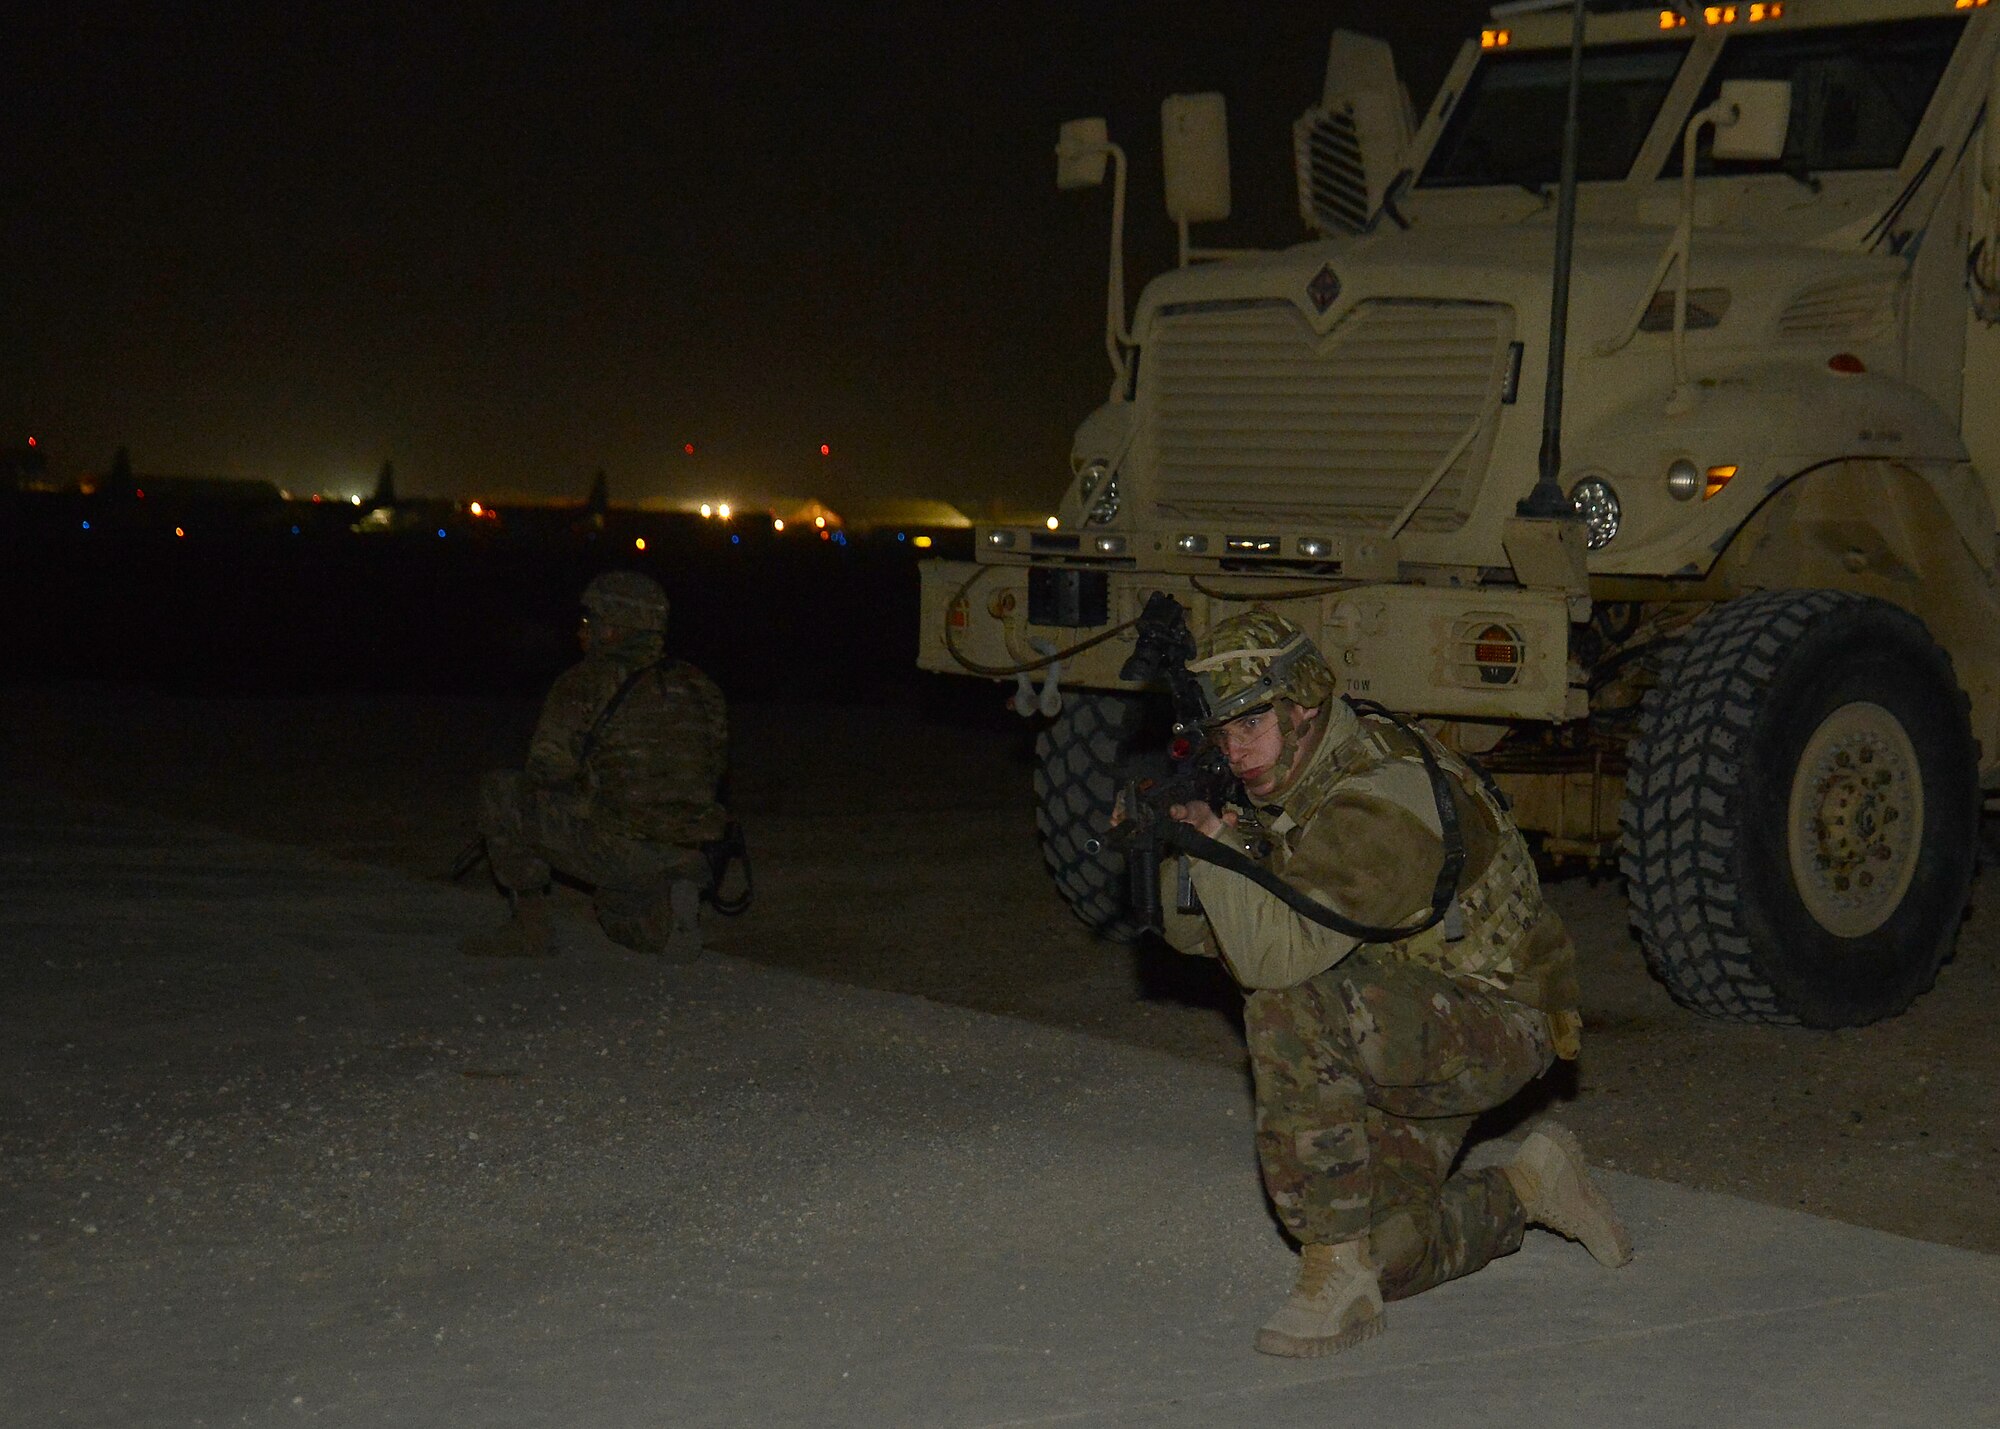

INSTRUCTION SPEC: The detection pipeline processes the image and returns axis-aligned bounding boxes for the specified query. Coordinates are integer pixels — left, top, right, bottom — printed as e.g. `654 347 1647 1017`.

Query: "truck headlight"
1569 477 1620 549
1085 470 1121 526
1076 458 1110 506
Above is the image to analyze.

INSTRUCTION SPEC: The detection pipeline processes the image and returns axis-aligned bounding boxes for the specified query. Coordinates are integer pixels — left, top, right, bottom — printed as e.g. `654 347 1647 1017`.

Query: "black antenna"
1498 0 1589 520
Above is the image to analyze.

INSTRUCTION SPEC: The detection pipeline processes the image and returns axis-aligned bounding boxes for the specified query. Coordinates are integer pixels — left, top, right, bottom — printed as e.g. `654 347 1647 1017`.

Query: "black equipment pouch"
702 819 752 916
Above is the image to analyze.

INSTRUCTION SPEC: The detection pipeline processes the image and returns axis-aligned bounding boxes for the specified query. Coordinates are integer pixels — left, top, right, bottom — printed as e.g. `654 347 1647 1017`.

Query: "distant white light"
700 503 713 518
1046 516 1059 531
717 503 732 520
773 518 786 532
350 495 362 506
469 501 484 516
635 538 647 552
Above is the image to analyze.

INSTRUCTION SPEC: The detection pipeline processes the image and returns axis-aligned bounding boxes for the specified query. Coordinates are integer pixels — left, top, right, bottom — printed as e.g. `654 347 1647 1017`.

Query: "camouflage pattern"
479 770 707 895
522 628 728 846
1244 950 1552 1298
1175 615 1582 1293
1278 710 1583 1046
1187 607 1335 725
581 568 669 632
480 611 726 920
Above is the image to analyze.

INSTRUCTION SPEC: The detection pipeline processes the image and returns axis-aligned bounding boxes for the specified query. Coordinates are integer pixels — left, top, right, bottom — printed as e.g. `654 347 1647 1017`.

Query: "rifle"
1105 593 1472 945
1105 593 1241 930
449 836 489 882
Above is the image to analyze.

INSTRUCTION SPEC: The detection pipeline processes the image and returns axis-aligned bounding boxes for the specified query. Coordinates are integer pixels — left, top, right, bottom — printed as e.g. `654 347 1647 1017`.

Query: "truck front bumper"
917 559 1587 723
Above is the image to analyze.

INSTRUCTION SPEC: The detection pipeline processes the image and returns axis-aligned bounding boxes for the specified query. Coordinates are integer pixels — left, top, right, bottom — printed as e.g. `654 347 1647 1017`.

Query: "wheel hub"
1786 702 1922 939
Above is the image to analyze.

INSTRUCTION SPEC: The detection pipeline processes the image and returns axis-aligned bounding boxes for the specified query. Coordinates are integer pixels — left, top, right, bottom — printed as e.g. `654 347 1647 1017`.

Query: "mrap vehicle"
916 0 2000 1027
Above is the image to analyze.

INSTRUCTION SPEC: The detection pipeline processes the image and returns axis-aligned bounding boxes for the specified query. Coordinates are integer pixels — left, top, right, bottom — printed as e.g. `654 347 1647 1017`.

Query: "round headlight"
1076 458 1109 507
1085 470 1121 527
1569 477 1621 549
1665 458 1701 503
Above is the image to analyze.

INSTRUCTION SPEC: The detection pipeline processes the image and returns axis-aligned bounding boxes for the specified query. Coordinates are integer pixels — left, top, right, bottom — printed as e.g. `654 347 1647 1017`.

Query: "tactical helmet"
581 569 668 633
1188 608 1335 725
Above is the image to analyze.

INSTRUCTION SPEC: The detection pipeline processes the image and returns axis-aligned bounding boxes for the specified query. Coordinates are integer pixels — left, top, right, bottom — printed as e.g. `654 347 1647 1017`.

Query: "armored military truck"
917 0 2000 1028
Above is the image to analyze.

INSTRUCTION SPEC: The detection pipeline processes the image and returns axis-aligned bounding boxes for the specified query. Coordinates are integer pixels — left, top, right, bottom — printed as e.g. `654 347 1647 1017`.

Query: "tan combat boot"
459 892 555 958
1503 1122 1634 1267
1254 1239 1385 1358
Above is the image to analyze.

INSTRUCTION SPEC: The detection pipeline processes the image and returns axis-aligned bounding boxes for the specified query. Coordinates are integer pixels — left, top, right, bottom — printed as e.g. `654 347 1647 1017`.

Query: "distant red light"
1828 353 1867 374
136 488 145 499
683 443 695 455
820 444 830 456
26 436 36 447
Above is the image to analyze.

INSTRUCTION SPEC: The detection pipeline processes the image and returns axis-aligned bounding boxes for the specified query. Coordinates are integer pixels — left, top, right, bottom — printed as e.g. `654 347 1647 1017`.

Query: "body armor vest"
1273 712 1580 1044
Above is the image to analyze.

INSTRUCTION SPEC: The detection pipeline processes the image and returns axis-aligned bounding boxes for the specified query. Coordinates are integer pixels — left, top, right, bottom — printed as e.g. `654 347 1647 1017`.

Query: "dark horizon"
3 2 1489 511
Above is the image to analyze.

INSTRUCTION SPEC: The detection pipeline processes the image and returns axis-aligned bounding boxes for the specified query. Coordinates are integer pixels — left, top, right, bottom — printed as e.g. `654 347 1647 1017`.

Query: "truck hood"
1133 224 1894 337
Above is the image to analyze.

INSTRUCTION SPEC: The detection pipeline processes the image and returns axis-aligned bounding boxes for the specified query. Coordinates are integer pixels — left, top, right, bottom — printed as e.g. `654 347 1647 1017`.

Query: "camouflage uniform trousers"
1243 949 1556 1302
478 770 707 914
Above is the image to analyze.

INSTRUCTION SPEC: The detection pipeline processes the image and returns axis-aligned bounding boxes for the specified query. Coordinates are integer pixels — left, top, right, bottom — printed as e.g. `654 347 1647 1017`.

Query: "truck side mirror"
1056 118 1111 191
1711 79 1792 163
1162 93 1231 227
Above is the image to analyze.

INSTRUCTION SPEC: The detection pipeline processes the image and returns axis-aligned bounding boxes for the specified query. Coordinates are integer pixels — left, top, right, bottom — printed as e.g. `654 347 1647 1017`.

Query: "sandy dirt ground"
7 682 1998 1255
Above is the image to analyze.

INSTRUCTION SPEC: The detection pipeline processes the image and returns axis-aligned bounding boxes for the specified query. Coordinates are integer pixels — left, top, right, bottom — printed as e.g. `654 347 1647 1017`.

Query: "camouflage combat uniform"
478 574 727 953
1161 665 1582 1303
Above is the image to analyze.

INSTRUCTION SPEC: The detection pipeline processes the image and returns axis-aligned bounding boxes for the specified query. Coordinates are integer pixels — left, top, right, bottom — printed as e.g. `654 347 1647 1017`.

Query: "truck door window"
1664 17 1966 178
1419 42 1690 191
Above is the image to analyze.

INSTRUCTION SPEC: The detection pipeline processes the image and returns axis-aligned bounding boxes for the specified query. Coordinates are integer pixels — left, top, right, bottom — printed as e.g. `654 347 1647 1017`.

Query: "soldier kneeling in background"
462 569 729 962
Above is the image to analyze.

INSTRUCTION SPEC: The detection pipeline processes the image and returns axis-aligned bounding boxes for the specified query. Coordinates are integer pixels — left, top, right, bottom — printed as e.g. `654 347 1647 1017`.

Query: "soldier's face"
1214 702 1322 799
1213 705 1290 797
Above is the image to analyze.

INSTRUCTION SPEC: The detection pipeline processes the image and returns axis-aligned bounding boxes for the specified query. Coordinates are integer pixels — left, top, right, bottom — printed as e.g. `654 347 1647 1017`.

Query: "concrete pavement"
2 793 1995 1427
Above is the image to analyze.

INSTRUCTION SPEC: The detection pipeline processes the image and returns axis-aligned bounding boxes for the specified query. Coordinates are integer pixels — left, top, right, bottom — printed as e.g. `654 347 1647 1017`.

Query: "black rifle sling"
1163 699 1470 944
578 659 674 767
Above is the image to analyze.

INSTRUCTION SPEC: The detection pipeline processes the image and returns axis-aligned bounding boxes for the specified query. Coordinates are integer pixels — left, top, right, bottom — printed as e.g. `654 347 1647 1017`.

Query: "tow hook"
1009 639 1065 718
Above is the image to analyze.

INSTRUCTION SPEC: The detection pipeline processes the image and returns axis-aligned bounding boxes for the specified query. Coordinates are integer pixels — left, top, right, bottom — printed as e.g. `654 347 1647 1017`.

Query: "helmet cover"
1188 608 1334 726
581 569 669 633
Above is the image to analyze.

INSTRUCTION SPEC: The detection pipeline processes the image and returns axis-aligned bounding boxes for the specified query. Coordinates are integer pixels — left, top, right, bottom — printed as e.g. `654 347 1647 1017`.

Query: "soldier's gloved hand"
1167 800 1231 840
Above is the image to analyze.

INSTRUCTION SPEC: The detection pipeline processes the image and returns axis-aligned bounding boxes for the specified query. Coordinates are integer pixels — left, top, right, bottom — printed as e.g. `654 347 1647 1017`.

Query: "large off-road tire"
1033 692 1153 943
1620 590 1978 1027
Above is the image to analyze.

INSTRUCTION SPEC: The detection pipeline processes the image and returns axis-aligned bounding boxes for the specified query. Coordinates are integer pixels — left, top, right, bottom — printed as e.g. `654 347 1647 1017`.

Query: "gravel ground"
6 682 1997 1254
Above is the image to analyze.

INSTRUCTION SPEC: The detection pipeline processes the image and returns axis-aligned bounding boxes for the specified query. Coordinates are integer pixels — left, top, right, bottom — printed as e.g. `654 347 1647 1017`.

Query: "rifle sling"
1155 699 1469 944
578 659 675 768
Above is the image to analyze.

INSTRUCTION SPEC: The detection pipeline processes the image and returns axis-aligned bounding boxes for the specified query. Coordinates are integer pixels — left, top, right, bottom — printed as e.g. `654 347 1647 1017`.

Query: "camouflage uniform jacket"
1162 705 1581 1056
524 632 728 845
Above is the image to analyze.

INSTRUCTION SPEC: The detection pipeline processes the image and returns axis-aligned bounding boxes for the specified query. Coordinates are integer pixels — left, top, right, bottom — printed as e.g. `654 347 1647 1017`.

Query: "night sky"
5 2 1489 514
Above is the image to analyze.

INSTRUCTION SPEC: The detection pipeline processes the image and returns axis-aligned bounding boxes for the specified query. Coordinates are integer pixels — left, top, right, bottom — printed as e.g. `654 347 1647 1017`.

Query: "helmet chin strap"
1260 701 1319 801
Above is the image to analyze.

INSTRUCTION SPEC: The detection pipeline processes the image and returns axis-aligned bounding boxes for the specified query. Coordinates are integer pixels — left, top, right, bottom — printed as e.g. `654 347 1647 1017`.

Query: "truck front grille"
1143 298 1513 535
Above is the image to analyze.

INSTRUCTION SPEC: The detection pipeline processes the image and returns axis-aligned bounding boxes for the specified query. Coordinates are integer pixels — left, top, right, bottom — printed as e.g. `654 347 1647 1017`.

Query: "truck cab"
919 0 2000 1028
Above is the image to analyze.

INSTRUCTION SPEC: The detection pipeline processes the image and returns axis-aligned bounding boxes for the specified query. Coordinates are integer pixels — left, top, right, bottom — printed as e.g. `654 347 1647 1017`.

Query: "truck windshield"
1419 41 1690 190
1665 17 1966 178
